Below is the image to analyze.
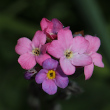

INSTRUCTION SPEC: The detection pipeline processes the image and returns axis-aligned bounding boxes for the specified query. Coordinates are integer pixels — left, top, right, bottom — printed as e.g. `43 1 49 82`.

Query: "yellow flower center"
65 50 73 59
32 48 40 56
47 70 56 79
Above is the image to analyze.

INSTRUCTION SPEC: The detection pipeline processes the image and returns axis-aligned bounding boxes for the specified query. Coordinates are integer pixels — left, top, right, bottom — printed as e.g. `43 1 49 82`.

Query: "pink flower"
15 30 51 70
35 58 69 95
40 18 69 40
84 35 104 80
47 29 92 75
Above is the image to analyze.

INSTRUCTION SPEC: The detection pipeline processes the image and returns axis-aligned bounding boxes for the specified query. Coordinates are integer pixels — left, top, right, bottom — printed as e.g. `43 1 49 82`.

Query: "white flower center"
65 50 73 59
32 48 40 56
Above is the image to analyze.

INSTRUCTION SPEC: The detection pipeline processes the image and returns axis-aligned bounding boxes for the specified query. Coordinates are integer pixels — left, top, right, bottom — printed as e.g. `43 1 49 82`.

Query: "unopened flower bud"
24 67 40 80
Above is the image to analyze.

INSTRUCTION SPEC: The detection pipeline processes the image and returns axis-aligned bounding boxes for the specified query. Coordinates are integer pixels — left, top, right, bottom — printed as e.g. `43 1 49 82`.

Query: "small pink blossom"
15 30 51 70
40 18 69 40
35 58 69 95
47 29 92 75
84 35 104 80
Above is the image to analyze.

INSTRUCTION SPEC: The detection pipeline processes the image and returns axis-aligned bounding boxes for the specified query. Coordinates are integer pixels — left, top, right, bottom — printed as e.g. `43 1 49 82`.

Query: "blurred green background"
0 0 110 110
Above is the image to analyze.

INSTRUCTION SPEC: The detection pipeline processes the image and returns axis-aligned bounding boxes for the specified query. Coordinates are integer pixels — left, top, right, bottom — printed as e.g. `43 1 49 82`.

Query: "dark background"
0 0 110 110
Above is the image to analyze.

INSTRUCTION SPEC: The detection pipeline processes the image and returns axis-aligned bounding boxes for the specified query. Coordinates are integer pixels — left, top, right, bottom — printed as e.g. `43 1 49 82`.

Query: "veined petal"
18 53 36 70
60 57 75 75
58 29 73 49
85 35 101 54
36 54 51 66
35 69 47 84
91 53 104 67
43 58 58 70
15 37 32 55
71 53 92 66
47 40 64 58
71 36 89 53
32 31 46 47
42 79 57 95
84 63 94 80
51 18 63 33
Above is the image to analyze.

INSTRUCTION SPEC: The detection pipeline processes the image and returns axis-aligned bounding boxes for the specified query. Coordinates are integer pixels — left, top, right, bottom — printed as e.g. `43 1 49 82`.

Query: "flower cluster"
15 18 104 95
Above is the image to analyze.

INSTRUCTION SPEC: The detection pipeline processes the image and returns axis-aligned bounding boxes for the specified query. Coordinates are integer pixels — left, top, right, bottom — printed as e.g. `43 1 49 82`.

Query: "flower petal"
40 43 50 54
58 29 73 48
85 35 100 54
91 53 104 67
45 24 53 35
42 79 57 95
18 53 36 70
55 68 69 88
40 18 53 36
63 26 70 30
60 57 75 75
32 30 46 47
35 69 47 84
15 37 32 55
71 53 92 66
40 18 52 31
36 54 51 66
56 65 67 77
43 58 58 70
47 40 64 58
51 18 63 33
84 63 94 80
71 36 89 53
